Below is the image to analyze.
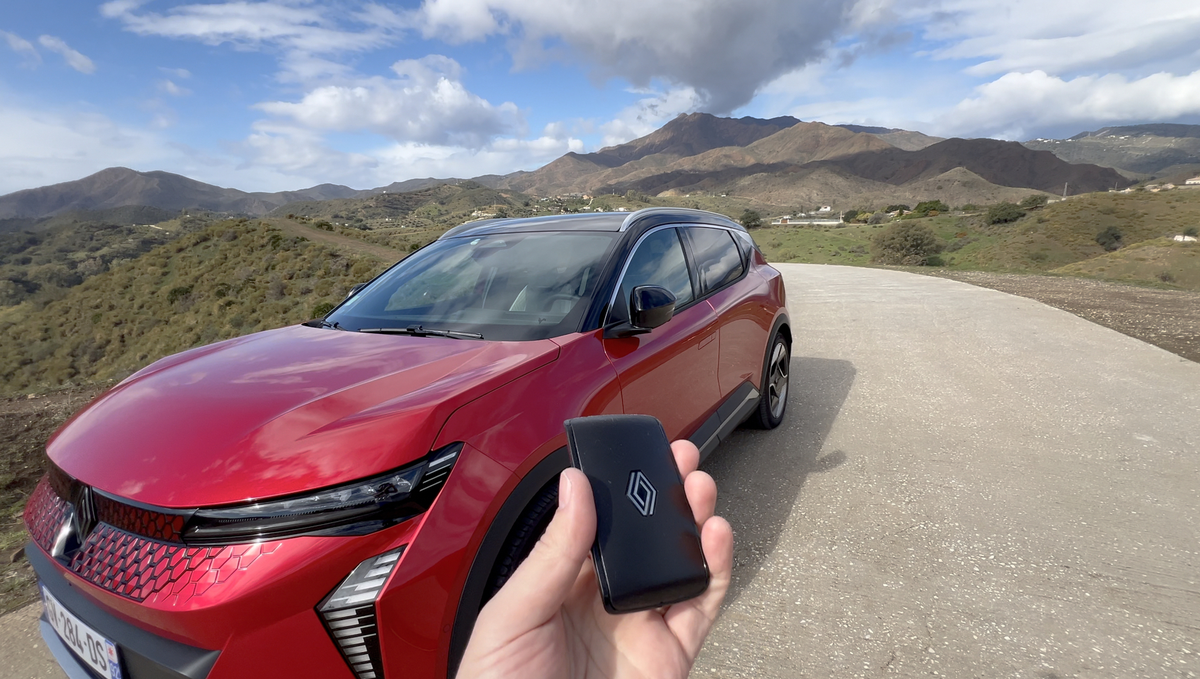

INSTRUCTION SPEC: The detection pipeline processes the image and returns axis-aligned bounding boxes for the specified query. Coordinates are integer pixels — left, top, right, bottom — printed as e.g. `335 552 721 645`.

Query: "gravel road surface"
6 263 1199 678
696 263 1200 677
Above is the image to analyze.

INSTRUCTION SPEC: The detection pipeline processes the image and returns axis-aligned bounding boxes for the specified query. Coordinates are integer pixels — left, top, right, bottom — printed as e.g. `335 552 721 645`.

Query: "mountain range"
1023 124 1200 178
6 113 1185 227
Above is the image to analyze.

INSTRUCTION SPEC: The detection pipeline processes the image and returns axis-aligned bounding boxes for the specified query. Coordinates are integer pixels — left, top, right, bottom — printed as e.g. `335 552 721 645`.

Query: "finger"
663 515 734 661
671 439 700 477
683 469 717 526
478 468 596 633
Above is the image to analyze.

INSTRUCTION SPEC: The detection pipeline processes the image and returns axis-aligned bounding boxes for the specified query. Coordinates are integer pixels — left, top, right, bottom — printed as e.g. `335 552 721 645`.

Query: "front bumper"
29 544 220 679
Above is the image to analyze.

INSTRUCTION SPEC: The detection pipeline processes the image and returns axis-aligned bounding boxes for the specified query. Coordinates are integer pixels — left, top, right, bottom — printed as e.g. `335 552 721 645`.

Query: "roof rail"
619 207 743 232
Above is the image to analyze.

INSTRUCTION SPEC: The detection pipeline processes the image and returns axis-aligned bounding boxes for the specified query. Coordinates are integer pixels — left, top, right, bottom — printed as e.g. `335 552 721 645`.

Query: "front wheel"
747 331 789 429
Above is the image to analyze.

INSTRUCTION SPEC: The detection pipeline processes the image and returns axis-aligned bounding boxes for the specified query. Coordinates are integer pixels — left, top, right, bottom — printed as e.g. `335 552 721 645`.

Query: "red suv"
25 208 789 679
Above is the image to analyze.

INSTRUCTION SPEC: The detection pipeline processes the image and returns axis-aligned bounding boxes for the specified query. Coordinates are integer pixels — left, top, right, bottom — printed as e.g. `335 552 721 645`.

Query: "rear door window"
685 227 745 294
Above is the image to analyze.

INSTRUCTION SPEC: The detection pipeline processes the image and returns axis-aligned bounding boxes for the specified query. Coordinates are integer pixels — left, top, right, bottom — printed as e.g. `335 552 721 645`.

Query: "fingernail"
559 471 572 510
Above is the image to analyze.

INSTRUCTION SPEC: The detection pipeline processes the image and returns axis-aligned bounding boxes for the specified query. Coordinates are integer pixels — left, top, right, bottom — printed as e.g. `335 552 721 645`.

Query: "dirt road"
7 264 1199 678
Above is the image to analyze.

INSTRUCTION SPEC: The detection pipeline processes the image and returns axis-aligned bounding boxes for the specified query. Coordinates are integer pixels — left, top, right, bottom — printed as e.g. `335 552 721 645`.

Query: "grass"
746 190 1200 290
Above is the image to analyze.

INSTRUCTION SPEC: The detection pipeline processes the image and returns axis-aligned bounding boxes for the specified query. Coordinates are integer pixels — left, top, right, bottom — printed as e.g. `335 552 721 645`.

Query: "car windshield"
327 231 619 341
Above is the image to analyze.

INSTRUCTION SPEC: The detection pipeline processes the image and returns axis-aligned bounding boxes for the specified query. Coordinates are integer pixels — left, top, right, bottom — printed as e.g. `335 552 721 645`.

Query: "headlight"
181 442 462 545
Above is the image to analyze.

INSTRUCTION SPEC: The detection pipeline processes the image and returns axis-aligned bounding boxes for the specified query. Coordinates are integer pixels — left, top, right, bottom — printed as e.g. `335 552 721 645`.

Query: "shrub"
925 254 945 266
1019 194 1049 209
1096 226 1124 251
986 202 1025 225
1157 271 1176 283
959 204 978 212
867 211 888 225
842 209 860 222
871 222 943 265
884 204 910 213
1184 227 1199 237
311 302 336 318
739 209 763 229
166 285 193 304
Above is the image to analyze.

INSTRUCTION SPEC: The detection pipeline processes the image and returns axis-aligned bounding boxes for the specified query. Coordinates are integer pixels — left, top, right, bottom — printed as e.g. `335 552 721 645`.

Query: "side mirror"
630 285 676 330
604 286 676 338
345 283 368 300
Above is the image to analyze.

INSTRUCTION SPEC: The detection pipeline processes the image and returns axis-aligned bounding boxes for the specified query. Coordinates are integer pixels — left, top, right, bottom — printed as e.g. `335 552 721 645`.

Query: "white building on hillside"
1186 177 1200 186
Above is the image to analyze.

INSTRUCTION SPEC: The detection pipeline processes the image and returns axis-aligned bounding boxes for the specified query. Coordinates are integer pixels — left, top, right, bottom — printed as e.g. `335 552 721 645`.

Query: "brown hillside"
724 166 1050 209
557 121 890 195
592 112 800 164
0 168 362 219
504 113 800 195
818 138 1132 195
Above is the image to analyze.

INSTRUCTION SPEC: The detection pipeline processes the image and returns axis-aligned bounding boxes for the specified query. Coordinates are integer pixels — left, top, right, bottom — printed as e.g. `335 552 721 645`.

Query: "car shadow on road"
701 356 856 605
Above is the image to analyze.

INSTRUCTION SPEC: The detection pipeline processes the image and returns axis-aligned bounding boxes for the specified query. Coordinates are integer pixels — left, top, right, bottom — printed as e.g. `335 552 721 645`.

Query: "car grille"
24 477 69 550
25 473 280 605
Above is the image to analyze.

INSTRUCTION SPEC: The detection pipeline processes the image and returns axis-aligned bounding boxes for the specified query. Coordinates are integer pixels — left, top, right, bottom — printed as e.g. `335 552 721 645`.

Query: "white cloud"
912 0 1200 77
37 35 96 74
935 70 1200 139
159 67 191 79
599 87 706 147
1 30 41 66
0 101 171 195
256 55 522 148
410 0 861 113
101 0 394 55
159 79 191 96
235 119 583 186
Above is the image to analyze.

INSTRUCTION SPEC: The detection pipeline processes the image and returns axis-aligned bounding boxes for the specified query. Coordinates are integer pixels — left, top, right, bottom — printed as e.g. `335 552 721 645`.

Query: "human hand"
457 440 734 679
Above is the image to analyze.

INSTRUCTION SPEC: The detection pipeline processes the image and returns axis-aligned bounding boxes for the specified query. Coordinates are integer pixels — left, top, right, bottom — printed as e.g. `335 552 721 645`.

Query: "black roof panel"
438 208 744 241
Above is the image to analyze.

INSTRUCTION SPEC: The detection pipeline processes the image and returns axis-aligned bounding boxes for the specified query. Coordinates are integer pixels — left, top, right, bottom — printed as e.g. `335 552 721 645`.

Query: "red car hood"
48 325 559 507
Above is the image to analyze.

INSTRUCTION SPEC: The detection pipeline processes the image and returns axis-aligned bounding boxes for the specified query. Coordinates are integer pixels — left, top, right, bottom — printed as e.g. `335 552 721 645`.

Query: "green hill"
0 220 394 393
1052 237 1200 288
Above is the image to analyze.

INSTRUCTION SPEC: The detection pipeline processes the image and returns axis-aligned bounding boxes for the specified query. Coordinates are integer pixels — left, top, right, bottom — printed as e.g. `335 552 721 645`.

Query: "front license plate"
41 585 123 679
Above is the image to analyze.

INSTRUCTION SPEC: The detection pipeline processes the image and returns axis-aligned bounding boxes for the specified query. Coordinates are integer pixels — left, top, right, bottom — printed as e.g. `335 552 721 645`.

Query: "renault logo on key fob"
626 470 656 517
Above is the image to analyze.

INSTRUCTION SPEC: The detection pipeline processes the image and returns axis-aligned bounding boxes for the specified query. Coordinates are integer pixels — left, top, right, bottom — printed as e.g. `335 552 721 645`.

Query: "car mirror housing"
630 285 676 329
605 286 676 339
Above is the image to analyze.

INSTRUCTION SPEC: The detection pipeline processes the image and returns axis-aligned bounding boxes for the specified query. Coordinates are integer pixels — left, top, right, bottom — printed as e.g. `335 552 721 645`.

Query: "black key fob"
564 414 710 613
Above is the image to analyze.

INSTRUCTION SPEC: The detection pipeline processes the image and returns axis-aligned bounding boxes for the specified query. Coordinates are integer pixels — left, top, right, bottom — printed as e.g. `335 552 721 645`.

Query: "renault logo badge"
626 471 656 517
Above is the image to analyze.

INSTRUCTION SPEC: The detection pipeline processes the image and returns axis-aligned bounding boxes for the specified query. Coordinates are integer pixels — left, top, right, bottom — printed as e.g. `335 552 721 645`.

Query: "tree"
842 209 860 223
884 204 910 213
1096 226 1124 251
911 200 950 217
1019 194 1049 209
1183 227 1198 237
986 202 1025 225
871 222 943 265
739 209 763 229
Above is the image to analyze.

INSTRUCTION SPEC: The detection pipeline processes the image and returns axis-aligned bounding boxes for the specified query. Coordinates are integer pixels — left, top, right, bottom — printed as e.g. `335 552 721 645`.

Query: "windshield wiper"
304 319 346 330
357 325 484 340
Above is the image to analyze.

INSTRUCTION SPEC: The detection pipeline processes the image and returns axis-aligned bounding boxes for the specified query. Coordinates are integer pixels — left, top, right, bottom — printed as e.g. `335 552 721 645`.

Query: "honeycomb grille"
69 524 281 604
24 477 68 553
94 493 187 543
23 472 280 605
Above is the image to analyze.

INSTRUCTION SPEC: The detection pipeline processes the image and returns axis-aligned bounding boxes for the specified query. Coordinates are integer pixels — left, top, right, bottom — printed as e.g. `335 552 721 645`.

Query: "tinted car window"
615 228 694 320
686 227 744 293
328 231 618 341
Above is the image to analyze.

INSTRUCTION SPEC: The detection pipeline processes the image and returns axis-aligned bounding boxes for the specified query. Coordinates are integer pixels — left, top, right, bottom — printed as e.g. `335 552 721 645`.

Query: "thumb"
477 468 596 631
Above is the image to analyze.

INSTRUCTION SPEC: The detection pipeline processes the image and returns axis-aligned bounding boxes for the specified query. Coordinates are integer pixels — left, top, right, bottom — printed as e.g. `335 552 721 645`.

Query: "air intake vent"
318 547 406 679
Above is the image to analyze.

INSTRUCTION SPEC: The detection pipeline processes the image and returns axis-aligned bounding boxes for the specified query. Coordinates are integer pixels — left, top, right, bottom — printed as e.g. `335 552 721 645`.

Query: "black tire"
483 479 559 601
747 330 790 429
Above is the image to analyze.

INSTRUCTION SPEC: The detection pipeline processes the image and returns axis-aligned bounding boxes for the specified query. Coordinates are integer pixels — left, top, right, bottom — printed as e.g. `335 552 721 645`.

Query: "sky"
2 0 1200 196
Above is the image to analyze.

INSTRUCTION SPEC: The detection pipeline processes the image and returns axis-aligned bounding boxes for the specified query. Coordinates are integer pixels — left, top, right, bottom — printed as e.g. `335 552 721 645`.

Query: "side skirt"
687 381 760 463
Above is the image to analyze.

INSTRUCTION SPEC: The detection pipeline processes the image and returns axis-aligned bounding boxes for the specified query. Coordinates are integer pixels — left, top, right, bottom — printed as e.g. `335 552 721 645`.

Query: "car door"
602 227 720 440
681 226 768 399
